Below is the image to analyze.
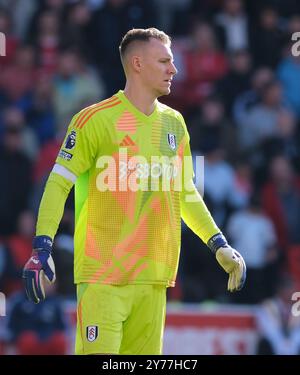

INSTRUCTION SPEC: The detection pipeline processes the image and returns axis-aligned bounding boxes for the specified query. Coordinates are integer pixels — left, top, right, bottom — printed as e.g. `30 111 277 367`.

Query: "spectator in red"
170 21 228 111
33 137 61 184
0 44 38 105
4 211 35 296
261 156 300 253
31 10 61 76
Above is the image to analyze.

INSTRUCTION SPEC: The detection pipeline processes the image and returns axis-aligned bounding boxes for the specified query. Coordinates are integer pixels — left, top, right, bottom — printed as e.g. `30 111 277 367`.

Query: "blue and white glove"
23 235 56 303
208 233 246 292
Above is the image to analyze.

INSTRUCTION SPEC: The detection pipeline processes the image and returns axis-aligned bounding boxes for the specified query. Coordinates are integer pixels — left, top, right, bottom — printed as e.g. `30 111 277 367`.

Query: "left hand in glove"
208 233 246 292
215 246 246 292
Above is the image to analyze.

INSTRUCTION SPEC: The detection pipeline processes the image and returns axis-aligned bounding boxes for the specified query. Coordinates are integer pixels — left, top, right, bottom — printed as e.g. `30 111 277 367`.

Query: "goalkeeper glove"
23 235 56 303
208 233 246 292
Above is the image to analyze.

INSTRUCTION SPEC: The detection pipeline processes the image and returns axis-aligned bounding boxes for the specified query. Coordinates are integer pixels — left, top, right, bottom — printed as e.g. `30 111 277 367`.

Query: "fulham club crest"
167 133 176 150
86 325 98 342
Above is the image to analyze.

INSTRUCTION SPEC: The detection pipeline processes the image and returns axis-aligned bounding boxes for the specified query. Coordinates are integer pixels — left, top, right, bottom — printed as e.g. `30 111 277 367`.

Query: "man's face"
139 38 177 97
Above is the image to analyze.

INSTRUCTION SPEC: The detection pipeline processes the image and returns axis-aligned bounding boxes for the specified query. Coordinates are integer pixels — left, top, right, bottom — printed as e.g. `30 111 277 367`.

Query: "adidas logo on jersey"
119 135 135 147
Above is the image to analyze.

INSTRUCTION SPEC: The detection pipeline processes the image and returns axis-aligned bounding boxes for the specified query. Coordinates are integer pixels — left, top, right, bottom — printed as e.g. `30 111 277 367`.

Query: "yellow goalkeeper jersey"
53 90 216 286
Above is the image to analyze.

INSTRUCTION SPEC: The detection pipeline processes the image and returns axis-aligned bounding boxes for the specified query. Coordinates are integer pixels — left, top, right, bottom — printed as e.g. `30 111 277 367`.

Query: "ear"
131 55 142 73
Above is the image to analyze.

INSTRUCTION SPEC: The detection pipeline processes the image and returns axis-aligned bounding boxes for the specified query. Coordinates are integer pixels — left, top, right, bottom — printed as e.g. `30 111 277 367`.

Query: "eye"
160 57 171 62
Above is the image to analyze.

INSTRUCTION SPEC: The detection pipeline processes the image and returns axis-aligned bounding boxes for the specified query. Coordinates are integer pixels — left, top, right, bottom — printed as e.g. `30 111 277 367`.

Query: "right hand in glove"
23 235 56 303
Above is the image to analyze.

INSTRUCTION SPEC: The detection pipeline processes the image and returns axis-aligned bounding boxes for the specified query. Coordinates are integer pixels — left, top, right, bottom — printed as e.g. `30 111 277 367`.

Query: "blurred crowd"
1 0 300 355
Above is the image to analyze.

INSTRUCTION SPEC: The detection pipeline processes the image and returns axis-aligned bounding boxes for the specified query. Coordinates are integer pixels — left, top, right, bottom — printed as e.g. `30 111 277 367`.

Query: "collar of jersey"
117 90 159 123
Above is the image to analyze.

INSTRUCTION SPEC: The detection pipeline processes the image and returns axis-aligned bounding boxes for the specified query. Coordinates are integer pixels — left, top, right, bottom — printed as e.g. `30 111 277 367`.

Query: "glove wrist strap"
207 233 228 254
32 235 53 253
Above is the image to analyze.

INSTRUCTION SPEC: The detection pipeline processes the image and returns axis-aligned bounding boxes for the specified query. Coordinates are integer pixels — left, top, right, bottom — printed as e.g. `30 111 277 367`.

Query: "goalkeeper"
23 28 246 355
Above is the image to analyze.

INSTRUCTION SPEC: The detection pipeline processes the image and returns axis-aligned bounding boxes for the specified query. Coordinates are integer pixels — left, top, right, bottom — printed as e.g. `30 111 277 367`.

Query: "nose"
169 61 178 76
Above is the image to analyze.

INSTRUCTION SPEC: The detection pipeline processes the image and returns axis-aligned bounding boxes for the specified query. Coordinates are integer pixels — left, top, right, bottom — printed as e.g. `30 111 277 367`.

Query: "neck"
123 82 157 116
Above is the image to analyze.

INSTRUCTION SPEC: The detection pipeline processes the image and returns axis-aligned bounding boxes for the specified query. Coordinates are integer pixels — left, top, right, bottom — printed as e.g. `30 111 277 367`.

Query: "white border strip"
52 163 77 183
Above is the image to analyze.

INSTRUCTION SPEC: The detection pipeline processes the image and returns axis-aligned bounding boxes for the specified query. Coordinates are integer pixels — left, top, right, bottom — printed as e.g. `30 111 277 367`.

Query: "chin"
157 88 171 97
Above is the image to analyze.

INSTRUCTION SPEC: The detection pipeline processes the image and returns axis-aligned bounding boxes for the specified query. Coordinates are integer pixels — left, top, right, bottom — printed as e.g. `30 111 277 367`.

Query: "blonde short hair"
119 27 171 60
